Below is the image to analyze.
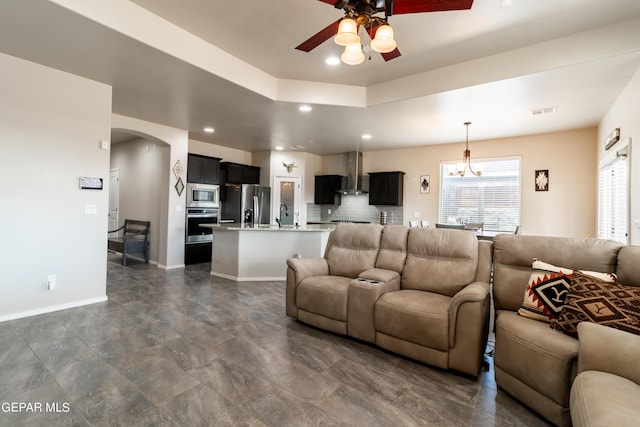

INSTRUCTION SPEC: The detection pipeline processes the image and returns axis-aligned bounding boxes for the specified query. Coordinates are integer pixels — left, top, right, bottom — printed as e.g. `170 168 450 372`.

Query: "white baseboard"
210 271 284 282
110 251 183 270
0 296 109 323
159 264 185 270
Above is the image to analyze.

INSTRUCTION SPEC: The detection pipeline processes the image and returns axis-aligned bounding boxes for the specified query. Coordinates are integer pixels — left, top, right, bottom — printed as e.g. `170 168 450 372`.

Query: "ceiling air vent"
531 106 557 116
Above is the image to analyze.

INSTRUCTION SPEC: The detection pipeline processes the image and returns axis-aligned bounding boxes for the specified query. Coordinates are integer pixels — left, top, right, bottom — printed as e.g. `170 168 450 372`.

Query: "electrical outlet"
328 209 332 215
414 211 420 218
47 274 56 290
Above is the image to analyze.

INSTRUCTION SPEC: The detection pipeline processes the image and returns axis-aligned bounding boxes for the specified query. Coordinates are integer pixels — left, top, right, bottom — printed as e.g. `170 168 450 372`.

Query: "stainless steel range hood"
339 151 367 195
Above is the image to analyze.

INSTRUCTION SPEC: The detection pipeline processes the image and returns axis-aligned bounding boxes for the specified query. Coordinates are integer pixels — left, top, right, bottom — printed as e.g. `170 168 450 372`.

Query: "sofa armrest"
577 322 640 385
286 258 329 318
286 258 329 283
358 268 400 283
448 281 490 348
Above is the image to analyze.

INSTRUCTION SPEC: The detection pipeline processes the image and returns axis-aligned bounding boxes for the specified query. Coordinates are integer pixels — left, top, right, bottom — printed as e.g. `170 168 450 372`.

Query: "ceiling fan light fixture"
341 43 365 65
370 24 396 53
334 18 360 46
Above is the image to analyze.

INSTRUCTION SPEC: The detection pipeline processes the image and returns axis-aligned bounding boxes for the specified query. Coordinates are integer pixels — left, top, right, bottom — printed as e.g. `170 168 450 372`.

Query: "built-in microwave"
186 183 220 208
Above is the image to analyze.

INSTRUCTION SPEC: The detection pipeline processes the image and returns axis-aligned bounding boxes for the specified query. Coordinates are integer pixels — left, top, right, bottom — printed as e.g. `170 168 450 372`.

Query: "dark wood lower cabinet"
185 242 212 264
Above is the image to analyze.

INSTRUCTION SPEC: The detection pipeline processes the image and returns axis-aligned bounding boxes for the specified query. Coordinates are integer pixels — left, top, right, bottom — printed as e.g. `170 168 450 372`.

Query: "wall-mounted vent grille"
531 106 557 116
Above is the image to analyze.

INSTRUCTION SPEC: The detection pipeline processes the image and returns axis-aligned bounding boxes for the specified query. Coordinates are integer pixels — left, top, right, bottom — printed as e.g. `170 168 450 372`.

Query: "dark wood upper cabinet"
187 154 220 184
314 175 344 205
368 171 405 206
220 162 260 184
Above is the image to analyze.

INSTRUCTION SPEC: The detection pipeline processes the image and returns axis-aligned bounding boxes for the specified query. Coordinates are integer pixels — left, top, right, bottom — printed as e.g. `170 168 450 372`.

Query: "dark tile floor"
0 254 552 426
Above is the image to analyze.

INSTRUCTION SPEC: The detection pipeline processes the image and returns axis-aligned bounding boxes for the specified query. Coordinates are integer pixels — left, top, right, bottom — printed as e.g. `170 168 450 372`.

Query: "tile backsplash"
307 194 403 225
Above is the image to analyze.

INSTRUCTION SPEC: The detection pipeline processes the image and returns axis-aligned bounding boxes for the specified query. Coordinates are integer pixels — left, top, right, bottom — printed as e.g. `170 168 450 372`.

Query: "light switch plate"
84 204 97 215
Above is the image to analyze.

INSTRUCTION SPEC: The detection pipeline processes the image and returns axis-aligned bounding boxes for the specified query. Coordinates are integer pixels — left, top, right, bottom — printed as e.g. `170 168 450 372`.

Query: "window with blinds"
598 151 628 244
440 157 521 233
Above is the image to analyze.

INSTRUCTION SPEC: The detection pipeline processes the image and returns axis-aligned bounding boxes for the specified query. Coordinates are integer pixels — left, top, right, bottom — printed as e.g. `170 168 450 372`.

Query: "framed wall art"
420 175 430 194
535 170 549 191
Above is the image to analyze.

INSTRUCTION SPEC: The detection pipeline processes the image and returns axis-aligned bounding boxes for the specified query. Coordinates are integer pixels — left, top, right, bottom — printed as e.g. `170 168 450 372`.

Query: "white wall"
0 53 112 320
364 128 598 238
188 139 252 165
599 67 640 245
263 150 323 225
110 138 170 263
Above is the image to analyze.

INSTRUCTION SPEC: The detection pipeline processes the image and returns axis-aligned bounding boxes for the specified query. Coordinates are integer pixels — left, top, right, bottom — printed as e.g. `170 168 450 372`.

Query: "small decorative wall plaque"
535 170 549 191
604 128 620 151
175 177 184 196
79 176 103 190
173 160 183 179
420 175 430 194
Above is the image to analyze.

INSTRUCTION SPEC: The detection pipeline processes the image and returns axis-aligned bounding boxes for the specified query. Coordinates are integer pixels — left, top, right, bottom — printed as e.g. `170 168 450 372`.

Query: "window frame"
439 156 522 233
597 146 629 244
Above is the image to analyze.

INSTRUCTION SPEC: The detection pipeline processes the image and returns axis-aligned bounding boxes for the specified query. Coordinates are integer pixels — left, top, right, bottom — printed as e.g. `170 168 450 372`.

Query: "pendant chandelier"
450 122 482 177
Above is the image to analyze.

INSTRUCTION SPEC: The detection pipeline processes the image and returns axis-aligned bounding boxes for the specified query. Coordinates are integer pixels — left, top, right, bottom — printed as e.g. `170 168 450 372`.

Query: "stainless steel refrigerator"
221 184 271 226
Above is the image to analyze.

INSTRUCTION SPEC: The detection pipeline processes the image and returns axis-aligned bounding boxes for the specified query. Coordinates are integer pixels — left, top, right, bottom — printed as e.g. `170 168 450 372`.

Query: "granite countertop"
200 224 334 232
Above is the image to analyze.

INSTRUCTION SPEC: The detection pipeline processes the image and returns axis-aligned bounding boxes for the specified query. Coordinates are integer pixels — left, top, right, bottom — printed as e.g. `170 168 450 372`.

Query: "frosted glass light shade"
370 24 396 53
341 43 365 65
334 18 360 46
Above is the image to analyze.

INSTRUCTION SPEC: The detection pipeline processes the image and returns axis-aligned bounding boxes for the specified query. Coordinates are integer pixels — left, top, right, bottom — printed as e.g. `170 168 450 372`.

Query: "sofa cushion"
518 260 616 323
552 271 640 338
402 228 478 297
375 225 409 273
296 275 352 321
326 224 383 278
375 289 450 351
495 310 578 406
570 371 640 427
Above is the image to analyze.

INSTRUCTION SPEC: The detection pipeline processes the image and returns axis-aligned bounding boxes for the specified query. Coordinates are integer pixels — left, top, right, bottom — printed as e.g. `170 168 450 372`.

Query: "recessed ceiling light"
325 57 341 66
299 105 312 112
362 134 372 140
203 127 215 133
275 146 284 151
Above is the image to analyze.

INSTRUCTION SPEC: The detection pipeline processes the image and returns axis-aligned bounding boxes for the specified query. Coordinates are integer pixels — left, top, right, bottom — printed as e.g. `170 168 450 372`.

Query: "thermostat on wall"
79 176 103 190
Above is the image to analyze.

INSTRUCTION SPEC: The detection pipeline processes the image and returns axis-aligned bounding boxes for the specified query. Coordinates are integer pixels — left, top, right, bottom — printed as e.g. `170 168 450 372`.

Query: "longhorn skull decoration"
283 162 297 173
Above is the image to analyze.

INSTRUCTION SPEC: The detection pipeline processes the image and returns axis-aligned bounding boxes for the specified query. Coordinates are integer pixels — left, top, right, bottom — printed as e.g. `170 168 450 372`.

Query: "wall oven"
185 207 218 244
186 183 220 208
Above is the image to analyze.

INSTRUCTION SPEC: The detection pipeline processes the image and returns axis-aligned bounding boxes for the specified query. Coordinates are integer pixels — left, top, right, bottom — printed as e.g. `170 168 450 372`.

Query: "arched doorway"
110 114 189 269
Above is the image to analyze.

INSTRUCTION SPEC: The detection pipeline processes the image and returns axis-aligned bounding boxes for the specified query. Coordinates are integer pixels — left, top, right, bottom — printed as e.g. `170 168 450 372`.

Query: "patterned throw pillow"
551 271 640 338
517 259 616 322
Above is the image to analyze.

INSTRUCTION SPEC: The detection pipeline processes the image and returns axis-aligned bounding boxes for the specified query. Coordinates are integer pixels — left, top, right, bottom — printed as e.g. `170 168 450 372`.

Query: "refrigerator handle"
253 195 259 225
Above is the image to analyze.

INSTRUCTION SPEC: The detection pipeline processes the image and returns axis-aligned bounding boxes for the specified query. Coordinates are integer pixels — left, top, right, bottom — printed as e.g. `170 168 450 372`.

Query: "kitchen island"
201 224 334 281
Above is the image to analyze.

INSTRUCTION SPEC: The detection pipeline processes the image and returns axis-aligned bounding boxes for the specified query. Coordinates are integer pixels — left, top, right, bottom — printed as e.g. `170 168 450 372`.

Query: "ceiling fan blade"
381 48 401 61
295 19 342 52
392 0 473 15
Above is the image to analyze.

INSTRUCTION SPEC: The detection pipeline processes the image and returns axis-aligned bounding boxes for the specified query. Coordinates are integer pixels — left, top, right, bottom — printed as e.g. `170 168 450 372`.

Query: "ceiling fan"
296 0 474 64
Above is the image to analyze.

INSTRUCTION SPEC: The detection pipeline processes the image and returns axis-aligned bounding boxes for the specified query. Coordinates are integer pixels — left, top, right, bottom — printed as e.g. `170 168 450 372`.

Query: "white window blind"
440 158 521 233
598 152 628 243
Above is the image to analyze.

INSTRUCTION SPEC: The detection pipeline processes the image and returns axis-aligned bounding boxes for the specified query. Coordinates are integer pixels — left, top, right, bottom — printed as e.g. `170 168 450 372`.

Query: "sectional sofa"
492 234 640 427
286 223 493 377
286 224 640 427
